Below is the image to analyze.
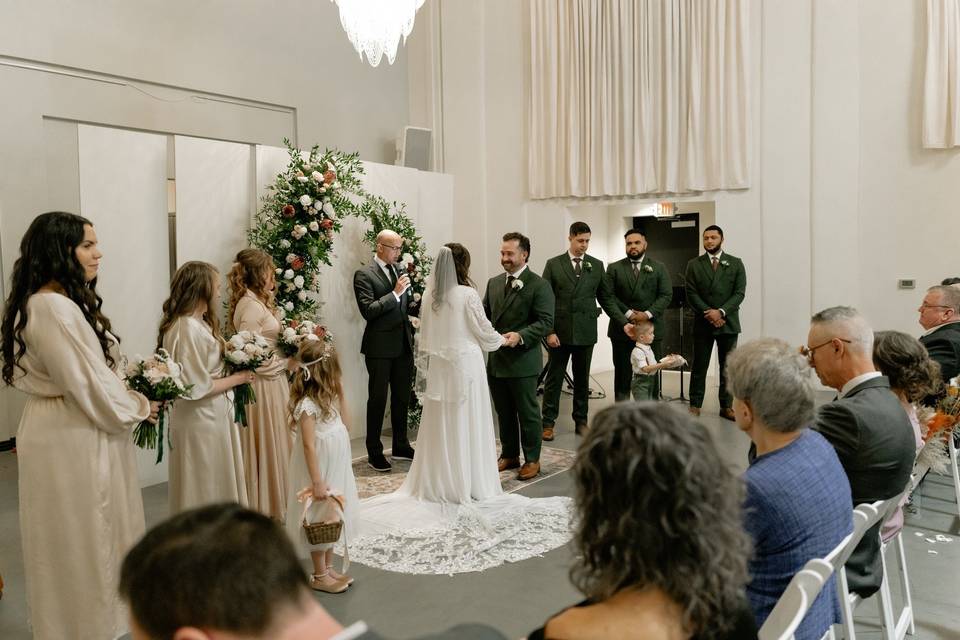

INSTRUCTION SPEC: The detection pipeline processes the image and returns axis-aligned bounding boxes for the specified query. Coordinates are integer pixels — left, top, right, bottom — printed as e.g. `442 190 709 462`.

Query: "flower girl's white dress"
284 397 359 556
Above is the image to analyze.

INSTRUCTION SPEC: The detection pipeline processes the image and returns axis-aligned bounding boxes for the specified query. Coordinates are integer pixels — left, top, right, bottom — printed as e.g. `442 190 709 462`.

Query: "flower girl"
284 338 359 594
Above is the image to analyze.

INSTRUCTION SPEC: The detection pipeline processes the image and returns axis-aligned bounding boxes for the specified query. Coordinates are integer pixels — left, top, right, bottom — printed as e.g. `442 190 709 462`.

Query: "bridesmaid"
227 248 294 520
0 211 160 639
158 261 253 513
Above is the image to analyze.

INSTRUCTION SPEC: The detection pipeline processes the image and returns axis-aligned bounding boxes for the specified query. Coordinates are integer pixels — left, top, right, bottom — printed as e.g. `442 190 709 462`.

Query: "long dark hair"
2 212 117 384
443 242 475 288
873 330 942 402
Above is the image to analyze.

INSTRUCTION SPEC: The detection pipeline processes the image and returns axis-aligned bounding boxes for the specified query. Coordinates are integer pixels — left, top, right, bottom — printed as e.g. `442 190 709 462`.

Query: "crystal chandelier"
331 0 426 67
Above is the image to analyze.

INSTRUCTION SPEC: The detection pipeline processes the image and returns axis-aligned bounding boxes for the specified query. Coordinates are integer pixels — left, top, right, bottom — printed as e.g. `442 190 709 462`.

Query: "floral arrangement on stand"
361 195 433 429
917 379 960 474
125 350 193 464
249 138 367 321
277 319 334 358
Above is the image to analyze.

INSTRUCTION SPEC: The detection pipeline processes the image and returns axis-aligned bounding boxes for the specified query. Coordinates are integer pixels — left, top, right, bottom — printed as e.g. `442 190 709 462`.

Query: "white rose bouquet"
224 331 274 426
125 349 193 464
276 319 332 357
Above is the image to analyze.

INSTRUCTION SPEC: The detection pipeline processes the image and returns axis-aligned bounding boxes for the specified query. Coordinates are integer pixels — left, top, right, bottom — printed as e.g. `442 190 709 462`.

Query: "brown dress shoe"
574 422 589 436
719 407 736 421
688 406 701 416
518 461 540 481
542 425 555 441
498 457 521 472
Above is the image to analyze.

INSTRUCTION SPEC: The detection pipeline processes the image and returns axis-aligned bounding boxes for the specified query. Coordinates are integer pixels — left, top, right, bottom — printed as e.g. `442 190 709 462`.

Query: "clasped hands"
501 332 522 348
703 308 726 328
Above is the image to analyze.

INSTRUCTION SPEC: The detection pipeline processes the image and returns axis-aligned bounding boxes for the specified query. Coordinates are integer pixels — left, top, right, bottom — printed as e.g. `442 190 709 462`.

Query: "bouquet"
124 349 193 464
277 319 331 357
917 380 960 474
224 331 273 426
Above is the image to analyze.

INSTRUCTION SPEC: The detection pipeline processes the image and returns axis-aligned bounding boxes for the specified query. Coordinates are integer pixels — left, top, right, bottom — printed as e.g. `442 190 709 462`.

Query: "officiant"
353 229 418 473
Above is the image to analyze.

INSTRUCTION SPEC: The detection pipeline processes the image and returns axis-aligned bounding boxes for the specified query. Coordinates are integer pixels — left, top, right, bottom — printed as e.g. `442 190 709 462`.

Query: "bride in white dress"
351 244 572 575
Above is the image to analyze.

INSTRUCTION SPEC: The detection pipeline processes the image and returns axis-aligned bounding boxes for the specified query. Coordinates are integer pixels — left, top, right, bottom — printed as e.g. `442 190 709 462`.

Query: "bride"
351 244 572 575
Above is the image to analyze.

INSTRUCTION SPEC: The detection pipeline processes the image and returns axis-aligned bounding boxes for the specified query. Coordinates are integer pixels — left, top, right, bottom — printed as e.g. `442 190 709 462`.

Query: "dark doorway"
632 213 700 364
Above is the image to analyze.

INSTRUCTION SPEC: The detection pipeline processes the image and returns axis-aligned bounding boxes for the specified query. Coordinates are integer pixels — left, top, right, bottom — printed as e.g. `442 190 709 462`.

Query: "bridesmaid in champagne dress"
159 261 253 513
228 249 293 520
1 212 160 639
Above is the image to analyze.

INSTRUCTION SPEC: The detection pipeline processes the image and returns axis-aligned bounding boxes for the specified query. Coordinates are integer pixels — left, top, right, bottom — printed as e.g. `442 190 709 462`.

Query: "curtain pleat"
528 0 750 199
923 0 960 148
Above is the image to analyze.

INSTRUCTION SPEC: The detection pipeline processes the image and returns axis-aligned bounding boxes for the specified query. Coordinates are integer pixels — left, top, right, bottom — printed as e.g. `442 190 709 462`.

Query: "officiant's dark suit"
684 226 746 414
484 234 554 478
920 321 960 382
813 376 915 598
605 230 672 401
353 241 416 469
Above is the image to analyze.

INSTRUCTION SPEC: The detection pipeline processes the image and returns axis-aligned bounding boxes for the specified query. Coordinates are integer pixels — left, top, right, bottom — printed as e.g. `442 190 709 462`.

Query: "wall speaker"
397 126 432 171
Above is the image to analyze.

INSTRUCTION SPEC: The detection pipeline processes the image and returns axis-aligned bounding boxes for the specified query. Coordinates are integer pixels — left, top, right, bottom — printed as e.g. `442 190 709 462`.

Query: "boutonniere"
584 260 593 271
643 264 654 273
511 278 524 291
720 260 730 267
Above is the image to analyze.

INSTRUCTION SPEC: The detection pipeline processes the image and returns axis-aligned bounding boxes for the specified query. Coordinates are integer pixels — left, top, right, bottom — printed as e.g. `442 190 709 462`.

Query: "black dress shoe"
367 453 392 472
391 446 415 461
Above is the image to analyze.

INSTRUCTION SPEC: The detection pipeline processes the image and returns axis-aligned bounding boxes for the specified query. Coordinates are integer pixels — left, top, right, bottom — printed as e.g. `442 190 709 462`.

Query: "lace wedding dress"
351 248 573 575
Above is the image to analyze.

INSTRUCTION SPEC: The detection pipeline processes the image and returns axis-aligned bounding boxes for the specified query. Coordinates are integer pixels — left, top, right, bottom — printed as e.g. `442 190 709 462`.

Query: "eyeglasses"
920 302 953 311
800 338 852 362
378 243 403 251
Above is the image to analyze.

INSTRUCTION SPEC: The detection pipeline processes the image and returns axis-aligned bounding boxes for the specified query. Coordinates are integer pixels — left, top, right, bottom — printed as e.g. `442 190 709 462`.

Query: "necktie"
386 265 397 285
711 257 719 272
573 258 582 277
632 261 640 276
505 275 515 295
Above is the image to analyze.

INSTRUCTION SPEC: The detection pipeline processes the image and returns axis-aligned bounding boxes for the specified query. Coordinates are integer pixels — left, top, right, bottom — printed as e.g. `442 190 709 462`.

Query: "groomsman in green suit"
484 232 555 481
541 221 623 439
605 228 673 401
684 225 746 419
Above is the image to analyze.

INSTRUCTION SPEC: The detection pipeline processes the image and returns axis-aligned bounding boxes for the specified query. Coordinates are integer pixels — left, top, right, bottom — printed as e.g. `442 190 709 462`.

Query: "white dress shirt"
375 256 405 301
839 371 882 398
625 255 653 320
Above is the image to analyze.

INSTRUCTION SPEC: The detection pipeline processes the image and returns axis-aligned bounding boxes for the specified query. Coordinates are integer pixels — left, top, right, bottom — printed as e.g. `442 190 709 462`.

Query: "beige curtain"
924 0 960 148
528 0 750 200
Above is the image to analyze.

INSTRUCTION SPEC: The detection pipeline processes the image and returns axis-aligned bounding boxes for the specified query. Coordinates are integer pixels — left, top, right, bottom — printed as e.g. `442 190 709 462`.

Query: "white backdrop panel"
78 124 169 487
174 136 253 324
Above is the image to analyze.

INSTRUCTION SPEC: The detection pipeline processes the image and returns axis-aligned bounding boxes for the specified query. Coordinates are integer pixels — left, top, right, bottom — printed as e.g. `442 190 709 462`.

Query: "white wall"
407 0 959 379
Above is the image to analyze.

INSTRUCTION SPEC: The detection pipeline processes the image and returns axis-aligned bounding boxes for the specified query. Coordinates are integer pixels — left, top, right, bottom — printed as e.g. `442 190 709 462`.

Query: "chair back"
758 558 834 640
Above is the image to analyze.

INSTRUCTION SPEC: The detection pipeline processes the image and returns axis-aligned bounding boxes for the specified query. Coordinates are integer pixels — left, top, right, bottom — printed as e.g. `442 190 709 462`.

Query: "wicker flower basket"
301 495 345 545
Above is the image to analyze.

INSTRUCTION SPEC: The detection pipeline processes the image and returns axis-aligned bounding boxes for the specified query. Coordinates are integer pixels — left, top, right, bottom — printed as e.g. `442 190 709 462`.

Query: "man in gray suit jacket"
806 306 916 598
353 229 417 472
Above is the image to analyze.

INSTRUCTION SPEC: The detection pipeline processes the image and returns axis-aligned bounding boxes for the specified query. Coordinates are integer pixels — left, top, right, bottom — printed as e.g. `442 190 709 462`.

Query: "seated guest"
805 307 916 598
726 338 852 638
873 330 940 539
918 284 960 385
529 403 757 640
120 503 506 640
940 277 960 286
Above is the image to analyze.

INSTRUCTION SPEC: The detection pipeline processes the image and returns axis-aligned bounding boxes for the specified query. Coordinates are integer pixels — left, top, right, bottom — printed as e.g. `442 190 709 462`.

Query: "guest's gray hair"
928 285 960 314
810 306 874 355
726 338 814 433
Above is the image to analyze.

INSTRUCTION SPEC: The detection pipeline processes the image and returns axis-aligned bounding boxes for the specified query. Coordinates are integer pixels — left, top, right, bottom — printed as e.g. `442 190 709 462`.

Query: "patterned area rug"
353 444 577 499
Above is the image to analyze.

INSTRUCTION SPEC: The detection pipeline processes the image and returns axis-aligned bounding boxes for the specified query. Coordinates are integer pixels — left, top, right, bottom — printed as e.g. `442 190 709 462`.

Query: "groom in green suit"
605 229 674 401
541 221 623 439
484 232 555 481
684 225 746 419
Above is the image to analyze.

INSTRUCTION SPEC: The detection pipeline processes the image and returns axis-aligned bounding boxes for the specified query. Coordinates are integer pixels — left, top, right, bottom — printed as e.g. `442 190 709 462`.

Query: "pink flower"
291 257 305 271
320 218 334 230
324 170 336 185
281 204 296 218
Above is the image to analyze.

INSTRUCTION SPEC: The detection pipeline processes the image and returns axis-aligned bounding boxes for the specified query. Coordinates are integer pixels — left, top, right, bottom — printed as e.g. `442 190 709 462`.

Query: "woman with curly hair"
873 330 939 538
529 403 756 640
227 248 294 520
0 212 160 639
160 261 253 513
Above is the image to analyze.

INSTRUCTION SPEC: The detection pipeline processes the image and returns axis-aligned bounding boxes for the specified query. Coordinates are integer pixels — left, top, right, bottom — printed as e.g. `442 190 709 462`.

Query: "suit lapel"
372 262 392 290
494 270 525 324
560 255 578 286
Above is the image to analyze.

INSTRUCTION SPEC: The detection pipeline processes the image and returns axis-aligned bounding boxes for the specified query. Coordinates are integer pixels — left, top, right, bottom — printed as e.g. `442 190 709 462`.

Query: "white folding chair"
876 486 917 640
759 558 834 640
828 501 884 640
950 432 960 519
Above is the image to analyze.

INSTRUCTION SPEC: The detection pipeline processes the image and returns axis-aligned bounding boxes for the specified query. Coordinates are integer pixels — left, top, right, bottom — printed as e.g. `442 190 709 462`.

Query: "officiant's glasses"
800 338 852 363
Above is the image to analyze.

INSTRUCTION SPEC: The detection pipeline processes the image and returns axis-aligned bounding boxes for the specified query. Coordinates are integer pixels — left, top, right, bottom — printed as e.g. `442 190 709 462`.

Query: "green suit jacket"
483 267 555 378
684 252 746 335
542 253 622 346
604 256 673 343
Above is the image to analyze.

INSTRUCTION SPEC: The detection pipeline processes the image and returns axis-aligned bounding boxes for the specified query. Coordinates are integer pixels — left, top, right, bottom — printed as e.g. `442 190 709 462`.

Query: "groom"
483 232 555 481
353 229 417 472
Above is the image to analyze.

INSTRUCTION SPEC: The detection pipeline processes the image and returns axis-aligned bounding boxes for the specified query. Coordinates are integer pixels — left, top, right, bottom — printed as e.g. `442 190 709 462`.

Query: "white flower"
291 225 307 240
242 343 260 355
301 321 316 332
314 199 323 210
229 350 250 365
284 269 294 280
322 202 335 217
296 176 308 183
228 334 246 350
167 362 181 378
293 275 305 289
285 301 294 311
283 327 297 340
410 317 421 329
278 307 286 319
297 290 308 301
511 278 524 291
311 171 323 182
304 332 319 340
308 221 320 232
286 253 297 264
254 335 269 348
327 161 336 171
144 368 166 384
325 229 334 239
299 195 312 207
279 239 291 249
275 267 282 275
413 292 421 302
402 253 414 265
